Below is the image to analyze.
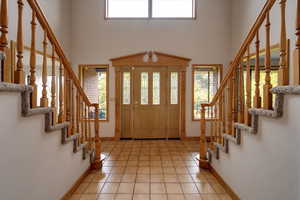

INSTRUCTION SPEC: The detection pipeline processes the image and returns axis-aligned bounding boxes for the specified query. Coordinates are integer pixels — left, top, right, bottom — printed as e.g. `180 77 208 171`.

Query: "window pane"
250 69 279 107
153 72 160 105
194 71 209 119
152 0 195 18
209 71 218 102
98 71 107 120
106 0 149 18
141 72 149 105
123 72 131 105
170 72 178 105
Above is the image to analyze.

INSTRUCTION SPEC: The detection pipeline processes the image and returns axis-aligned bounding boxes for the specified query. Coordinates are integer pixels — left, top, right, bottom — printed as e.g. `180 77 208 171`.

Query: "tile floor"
69 140 232 200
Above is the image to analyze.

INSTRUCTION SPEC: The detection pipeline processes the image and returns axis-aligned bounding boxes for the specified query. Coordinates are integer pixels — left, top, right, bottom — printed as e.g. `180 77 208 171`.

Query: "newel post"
91 104 102 170
0 0 8 52
199 104 209 169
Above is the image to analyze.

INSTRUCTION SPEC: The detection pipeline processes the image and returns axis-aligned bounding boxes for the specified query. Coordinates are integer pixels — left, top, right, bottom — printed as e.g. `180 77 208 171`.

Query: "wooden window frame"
105 0 197 20
79 64 110 122
192 64 223 121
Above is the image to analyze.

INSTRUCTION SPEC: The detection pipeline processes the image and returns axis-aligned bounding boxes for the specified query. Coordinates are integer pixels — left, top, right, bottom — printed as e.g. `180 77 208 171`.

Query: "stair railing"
0 0 102 170
198 0 299 168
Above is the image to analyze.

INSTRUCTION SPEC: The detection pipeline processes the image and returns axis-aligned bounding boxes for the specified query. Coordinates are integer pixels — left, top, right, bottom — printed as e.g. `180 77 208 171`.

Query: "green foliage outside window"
98 72 107 120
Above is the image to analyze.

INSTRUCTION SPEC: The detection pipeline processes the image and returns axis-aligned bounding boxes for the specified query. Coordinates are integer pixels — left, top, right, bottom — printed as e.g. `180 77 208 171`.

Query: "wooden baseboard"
183 136 200 141
101 137 116 141
209 165 240 200
60 168 91 200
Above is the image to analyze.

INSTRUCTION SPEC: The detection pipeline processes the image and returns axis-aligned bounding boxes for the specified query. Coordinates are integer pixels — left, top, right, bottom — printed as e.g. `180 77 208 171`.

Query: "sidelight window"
123 72 131 105
81 65 109 121
193 65 222 120
170 72 178 105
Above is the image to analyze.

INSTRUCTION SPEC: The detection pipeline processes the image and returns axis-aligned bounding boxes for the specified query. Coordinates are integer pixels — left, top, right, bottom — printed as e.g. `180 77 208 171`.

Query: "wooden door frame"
111 52 191 140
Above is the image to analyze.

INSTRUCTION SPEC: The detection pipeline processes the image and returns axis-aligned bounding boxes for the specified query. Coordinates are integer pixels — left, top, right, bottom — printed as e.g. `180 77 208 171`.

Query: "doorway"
112 52 190 140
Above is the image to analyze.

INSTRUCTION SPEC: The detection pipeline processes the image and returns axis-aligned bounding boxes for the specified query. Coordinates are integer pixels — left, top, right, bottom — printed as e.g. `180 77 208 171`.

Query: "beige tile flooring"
70 140 232 200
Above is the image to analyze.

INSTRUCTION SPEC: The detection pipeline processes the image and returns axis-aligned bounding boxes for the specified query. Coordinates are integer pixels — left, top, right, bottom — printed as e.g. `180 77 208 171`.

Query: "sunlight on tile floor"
69 140 232 200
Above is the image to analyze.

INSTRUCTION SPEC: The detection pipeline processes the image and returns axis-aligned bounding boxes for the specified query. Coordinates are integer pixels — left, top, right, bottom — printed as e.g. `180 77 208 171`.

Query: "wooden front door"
133 67 168 139
112 51 190 140
120 66 181 139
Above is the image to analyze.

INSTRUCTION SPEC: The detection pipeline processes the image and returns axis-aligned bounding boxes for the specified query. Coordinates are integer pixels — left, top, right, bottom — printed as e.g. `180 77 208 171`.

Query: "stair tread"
0 82 31 92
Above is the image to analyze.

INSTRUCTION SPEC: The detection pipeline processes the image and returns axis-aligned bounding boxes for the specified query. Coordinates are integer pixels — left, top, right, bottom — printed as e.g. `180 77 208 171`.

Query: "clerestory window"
105 0 196 19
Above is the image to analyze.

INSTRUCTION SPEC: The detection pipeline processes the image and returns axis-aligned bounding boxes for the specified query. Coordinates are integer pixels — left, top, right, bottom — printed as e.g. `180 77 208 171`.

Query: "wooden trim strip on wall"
60 168 91 200
209 165 240 200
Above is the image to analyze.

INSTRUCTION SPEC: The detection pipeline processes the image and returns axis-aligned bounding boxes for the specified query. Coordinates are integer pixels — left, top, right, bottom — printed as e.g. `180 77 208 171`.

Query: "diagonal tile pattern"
69 140 232 200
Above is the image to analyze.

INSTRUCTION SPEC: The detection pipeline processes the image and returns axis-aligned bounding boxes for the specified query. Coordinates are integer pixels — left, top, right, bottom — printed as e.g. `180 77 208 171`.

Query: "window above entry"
105 0 196 19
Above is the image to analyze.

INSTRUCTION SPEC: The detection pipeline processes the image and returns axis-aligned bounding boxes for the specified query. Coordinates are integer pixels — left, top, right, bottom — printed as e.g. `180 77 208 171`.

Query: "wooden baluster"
279 0 289 85
15 0 25 84
68 79 73 134
40 32 48 107
219 92 224 144
245 47 252 125
65 72 70 120
226 81 233 135
78 96 82 143
0 0 8 52
80 97 84 144
0 0 11 82
254 32 262 108
91 104 102 170
58 62 64 123
65 76 71 135
209 106 214 145
294 0 300 84
88 106 92 150
76 90 80 133
214 105 218 144
0 0 8 82
264 12 273 109
29 11 37 107
51 48 56 124
231 70 237 135
238 64 245 123
199 105 209 168
71 84 75 135
84 102 88 142
221 91 226 139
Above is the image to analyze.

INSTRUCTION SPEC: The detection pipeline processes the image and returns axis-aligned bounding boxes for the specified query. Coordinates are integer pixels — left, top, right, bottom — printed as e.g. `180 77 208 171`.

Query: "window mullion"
149 0 152 18
208 71 210 103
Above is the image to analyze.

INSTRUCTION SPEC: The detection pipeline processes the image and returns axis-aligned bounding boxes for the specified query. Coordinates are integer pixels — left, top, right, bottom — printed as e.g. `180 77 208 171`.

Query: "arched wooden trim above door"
111 52 191 140
110 51 191 67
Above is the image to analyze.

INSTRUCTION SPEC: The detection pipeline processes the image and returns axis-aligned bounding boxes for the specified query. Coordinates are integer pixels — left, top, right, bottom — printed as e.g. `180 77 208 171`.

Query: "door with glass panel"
120 67 180 139
132 67 168 139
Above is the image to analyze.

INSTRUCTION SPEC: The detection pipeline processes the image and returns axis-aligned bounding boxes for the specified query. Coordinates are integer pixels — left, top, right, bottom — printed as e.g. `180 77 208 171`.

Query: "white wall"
231 0 297 76
7 0 72 57
211 1 300 199
0 92 90 200
212 95 300 200
71 0 232 138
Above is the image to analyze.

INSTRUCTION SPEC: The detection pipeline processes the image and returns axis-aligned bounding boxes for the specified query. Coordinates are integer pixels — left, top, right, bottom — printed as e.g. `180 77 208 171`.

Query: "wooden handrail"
26 0 91 106
207 0 276 107
198 0 281 168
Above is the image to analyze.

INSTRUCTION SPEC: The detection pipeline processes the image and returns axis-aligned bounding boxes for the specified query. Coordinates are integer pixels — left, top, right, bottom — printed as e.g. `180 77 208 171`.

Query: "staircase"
197 0 300 199
0 0 103 199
